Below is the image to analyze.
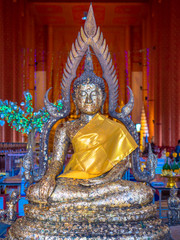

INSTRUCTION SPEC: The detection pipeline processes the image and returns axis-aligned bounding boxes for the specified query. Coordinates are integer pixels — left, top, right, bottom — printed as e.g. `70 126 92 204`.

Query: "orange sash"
58 114 138 179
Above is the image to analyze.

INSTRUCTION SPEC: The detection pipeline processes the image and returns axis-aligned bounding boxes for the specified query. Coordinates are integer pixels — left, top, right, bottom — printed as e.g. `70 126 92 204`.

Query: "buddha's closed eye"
80 91 87 96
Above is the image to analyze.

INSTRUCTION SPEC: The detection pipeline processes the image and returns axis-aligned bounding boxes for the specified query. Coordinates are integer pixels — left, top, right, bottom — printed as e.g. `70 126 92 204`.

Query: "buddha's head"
72 47 106 115
73 83 103 115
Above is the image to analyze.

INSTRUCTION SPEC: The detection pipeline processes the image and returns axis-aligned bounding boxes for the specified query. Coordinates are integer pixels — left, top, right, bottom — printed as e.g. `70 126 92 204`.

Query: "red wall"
0 0 179 147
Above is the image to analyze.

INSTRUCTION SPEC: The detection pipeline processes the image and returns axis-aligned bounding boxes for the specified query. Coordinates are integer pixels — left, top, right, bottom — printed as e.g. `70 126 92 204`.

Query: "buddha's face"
75 83 103 114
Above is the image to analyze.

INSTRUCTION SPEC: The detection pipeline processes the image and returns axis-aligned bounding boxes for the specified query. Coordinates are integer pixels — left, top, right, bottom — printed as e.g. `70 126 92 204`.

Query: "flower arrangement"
162 151 179 176
172 152 177 158
162 152 171 176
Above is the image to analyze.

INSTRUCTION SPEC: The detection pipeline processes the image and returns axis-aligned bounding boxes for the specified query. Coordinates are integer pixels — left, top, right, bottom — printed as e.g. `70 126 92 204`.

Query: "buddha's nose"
85 94 93 103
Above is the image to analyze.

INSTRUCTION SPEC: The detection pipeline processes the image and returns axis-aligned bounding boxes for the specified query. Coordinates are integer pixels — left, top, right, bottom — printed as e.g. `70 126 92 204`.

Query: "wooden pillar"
0 0 5 141
152 0 162 146
12 0 18 142
2 0 14 142
169 0 180 146
146 7 154 142
142 19 148 125
47 25 53 102
25 4 35 106
160 0 171 146
125 26 131 103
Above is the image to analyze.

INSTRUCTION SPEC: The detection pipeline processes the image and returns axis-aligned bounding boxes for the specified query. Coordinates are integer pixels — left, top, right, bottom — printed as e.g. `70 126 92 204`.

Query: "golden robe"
59 113 138 179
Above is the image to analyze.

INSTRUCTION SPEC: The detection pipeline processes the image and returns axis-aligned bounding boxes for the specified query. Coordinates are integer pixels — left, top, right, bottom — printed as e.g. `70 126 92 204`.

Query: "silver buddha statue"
7 4 170 240
168 187 180 225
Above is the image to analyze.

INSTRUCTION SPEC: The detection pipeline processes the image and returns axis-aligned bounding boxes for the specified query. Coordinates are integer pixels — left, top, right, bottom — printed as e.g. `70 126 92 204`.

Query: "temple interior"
0 0 180 239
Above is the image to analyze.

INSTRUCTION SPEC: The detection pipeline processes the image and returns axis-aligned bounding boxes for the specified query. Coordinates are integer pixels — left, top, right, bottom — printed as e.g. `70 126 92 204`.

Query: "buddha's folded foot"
48 179 154 208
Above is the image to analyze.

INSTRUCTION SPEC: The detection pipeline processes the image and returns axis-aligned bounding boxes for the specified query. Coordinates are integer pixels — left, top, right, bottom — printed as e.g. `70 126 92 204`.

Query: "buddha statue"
168 187 180 225
7 5 170 240
25 49 151 208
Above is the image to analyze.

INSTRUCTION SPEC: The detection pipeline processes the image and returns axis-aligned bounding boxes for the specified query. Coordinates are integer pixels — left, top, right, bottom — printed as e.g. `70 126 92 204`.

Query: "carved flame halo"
44 3 134 119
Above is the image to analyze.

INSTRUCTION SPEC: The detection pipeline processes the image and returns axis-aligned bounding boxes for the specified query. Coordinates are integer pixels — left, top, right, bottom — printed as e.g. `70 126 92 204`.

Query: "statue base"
7 203 171 239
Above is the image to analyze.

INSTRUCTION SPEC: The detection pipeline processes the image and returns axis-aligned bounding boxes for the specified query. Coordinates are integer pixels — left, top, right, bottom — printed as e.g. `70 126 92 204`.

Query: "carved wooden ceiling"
30 1 148 27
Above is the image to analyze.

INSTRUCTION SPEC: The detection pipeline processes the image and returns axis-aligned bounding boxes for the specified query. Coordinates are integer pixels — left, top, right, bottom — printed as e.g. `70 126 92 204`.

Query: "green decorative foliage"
0 91 63 134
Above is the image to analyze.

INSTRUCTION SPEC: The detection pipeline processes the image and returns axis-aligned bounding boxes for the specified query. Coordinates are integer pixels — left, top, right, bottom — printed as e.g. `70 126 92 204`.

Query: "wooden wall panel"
151 0 180 146
0 0 35 142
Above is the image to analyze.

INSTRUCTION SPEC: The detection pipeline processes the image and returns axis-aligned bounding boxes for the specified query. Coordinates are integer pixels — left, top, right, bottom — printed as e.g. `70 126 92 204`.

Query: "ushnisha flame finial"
84 3 97 37
84 46 94 72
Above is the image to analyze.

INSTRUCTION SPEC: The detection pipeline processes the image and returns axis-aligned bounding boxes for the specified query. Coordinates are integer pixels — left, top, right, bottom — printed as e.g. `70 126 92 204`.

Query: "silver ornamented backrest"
36 4 157 183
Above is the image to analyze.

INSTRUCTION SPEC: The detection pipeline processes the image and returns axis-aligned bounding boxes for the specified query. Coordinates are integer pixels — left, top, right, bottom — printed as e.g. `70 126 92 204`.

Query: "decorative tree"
0 91 63 134
0 91 64 185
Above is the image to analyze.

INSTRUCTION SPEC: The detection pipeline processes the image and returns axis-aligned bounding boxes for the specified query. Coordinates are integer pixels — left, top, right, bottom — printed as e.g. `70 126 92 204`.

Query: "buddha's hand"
78 178 106 186
78 159 130 187
38 174 56 202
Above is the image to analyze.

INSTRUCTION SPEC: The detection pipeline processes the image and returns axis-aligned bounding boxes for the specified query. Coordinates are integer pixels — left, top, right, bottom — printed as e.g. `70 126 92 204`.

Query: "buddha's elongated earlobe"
100 93 106 114
100 105 104 114
76 105 79 115
74 100 79 115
